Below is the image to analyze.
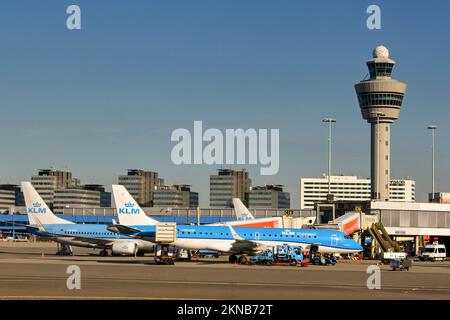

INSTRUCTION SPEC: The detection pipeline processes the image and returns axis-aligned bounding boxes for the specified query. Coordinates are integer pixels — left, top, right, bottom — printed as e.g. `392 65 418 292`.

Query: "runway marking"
2 277 450 292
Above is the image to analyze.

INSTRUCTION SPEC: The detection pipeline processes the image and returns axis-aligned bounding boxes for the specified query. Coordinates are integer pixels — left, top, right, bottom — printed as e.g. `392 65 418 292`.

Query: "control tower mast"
355 46 407 201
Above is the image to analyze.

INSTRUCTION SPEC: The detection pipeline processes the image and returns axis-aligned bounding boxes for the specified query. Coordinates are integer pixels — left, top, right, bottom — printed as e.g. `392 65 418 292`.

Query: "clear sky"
0 1 449 207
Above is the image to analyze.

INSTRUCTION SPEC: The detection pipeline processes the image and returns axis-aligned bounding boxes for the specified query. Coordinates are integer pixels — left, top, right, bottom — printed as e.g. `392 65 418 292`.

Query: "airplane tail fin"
112 185 159 226
21 182 73 225
232 198 254 220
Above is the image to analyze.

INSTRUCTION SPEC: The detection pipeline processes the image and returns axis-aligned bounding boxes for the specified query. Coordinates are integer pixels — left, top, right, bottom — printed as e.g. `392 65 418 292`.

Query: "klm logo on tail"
240 212 250 220
118 201 140 214
28 202 46 214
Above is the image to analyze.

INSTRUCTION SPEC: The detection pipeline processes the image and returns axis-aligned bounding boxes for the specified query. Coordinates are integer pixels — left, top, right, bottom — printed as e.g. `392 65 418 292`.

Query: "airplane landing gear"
99 250 109 257
229 254 238 264
56 244 73 256
238 255 248 265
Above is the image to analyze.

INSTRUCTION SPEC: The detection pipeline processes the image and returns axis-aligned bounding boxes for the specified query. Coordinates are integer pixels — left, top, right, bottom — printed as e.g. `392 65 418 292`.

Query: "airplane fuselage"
28 223 154 252
121 225 363 254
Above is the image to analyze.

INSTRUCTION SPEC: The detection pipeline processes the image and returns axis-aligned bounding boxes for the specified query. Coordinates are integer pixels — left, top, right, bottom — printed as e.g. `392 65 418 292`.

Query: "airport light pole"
371 112 385 200
428 125 438 199
322 117 336 200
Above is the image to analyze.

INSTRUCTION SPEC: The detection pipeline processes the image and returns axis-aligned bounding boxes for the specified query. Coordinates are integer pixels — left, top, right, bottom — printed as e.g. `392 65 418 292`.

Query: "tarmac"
0 241 450 300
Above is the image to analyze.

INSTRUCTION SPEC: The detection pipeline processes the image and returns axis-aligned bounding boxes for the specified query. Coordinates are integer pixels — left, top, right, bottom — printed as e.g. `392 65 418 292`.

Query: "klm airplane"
110 185 363 264
21 182 154 256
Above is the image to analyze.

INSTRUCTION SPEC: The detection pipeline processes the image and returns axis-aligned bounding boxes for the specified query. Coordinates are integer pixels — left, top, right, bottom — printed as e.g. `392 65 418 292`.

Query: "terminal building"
246 185 290 209
118 169 164 207
367 201 450 255
209 169 251 208
300 175 415 209
153 184 199 208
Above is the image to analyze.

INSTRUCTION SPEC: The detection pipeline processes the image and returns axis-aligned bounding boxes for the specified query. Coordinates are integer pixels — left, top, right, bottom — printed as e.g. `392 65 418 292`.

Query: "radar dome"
372 45 389 58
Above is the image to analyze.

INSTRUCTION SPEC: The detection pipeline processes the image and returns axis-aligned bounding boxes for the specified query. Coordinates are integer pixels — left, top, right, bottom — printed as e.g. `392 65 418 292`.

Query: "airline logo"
238 212 251 220
281 229 295 236
28 202 46 214
118 201 141 214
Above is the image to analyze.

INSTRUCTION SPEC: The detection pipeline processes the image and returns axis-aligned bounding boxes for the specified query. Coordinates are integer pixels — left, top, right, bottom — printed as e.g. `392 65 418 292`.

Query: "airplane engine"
111 242 138 256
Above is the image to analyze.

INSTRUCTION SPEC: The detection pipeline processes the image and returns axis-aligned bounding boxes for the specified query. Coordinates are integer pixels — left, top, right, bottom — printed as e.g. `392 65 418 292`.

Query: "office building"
83 184 111 207
246 185 290 209
355 46 407 200
0 187 15 213
300 175 415 209
53 187 101 213
0 184 24 209
118 169 163 207
210 169 251 208
153 184 199 208
31 169 79 207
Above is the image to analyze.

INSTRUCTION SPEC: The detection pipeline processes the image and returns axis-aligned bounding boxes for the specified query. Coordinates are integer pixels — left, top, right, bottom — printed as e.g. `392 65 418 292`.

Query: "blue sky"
0 1 449 206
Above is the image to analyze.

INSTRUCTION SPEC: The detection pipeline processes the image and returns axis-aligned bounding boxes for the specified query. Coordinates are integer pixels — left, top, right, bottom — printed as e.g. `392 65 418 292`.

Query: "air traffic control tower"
355 46 407 201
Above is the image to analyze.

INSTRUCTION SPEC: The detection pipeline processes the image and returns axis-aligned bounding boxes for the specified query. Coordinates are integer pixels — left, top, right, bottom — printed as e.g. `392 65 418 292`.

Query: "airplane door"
331 234 339 247
254 232 260 240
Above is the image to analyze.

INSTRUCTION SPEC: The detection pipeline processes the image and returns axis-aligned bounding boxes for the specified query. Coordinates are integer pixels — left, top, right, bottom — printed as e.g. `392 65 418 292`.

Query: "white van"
420 242 446 261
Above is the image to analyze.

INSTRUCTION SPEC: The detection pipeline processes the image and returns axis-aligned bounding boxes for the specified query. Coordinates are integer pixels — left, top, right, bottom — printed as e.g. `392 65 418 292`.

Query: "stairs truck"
366 222 405 262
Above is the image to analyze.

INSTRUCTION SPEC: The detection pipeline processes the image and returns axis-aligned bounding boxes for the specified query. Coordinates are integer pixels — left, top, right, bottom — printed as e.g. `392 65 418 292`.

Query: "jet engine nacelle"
111 242 138 256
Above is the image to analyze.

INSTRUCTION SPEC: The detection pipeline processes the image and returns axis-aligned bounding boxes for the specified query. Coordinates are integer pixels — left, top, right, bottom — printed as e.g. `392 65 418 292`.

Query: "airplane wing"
32 217 115 248
107 224 142 236
228 226 267 254
49 233 116 247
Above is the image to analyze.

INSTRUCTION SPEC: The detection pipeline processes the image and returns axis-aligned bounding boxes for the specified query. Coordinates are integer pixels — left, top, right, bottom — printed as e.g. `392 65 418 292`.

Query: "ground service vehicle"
390 258 412 271
381 251 407 264
154 245 176 265
420 242 446 261
311 254 337 266
176 249 192 261
250 244 307 266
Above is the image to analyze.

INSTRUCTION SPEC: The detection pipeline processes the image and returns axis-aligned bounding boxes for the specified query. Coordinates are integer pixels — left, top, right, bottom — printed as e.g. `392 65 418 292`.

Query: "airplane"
108 222 363 264
21 181 154 256
209 198 283 228
109 186 363 264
